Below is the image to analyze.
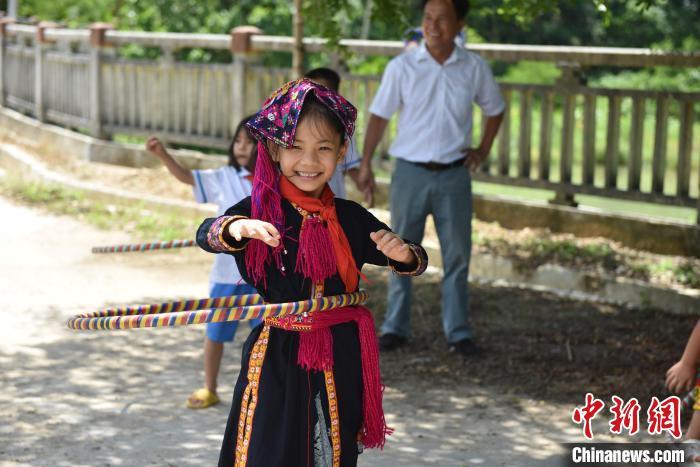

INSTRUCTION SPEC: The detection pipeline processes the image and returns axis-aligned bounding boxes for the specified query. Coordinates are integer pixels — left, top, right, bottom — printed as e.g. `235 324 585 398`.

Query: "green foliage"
522 237 618 266
302 0 414 60
590 67 700 93
0 177 194 240
15 0 687 63
366 0 415 38
498 61 560 85
2 178 85 212
484 0 561 24
469 0 697 50
474 226 700 290
646 258 700 289
588 37 700 92
347 55 390 75
672 262 700 289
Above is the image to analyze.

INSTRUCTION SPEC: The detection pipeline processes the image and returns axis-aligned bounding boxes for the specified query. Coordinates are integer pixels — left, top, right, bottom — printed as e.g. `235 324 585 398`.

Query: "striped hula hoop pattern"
66 291 368 331
91 239 196 254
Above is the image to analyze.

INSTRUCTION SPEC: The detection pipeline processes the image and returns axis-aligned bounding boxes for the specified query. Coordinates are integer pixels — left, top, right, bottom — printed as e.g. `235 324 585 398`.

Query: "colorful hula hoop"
91 239 196 254
66 291 368 331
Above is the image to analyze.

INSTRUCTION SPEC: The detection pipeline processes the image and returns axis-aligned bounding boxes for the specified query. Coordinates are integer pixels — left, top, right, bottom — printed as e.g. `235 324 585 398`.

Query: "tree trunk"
8 0 19 18
361 0 373 40
292 0 304 77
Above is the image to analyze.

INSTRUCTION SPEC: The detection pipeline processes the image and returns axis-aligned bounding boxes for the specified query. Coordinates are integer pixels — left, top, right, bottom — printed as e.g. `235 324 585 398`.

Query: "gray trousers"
380 158 473 343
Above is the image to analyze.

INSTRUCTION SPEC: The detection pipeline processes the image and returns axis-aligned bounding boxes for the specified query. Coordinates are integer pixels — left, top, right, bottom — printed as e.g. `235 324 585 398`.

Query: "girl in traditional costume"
196 78 428 466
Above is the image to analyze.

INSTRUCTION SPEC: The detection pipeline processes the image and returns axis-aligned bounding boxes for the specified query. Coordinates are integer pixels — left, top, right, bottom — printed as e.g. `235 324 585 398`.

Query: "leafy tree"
12 0 690 68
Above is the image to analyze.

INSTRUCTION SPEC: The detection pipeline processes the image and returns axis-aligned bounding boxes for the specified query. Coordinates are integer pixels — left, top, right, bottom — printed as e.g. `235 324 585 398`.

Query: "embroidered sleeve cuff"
388 242 428 276
207 215 249 252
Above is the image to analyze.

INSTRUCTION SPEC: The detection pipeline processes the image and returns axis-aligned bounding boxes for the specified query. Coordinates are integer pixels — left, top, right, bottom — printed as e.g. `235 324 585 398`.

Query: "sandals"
186 388 220 409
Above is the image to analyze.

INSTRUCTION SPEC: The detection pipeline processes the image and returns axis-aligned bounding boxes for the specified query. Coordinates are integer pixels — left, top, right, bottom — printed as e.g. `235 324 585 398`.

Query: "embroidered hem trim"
324 368 341 467
234 324 271 466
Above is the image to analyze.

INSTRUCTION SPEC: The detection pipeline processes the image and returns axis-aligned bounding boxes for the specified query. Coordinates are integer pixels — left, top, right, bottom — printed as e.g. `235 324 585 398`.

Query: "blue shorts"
206 283 262 343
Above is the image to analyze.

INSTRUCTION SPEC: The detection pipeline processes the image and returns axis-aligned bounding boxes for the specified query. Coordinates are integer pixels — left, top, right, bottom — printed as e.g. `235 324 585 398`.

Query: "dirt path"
0 196 677 467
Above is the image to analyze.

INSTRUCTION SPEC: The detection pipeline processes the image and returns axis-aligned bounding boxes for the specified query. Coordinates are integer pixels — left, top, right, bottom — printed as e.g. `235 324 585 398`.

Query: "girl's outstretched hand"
665 360 695 394
146 136 167 158
370 230 415 265
229 219 281 247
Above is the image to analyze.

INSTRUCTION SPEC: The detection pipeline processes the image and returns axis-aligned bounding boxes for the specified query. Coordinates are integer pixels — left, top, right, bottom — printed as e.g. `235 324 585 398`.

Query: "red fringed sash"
268 305 391 449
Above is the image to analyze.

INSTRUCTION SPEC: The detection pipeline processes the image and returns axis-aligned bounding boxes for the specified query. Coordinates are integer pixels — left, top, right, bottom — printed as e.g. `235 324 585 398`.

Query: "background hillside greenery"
1 0 696 89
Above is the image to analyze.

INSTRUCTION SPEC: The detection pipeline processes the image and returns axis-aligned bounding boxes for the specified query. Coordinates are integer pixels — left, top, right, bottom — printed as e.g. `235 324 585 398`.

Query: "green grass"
0 177 196 241
472 180 698 223
644 259 700 289
673 262 700 288
112 133 148 145
474 225 700 289
591 67 700 93
478 235 620 270
370 171 697 223
523 238 616 264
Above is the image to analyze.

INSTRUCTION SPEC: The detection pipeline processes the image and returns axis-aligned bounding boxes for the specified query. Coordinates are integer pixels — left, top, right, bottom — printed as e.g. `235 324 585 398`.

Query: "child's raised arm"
666 320 700 393
146 136 195 186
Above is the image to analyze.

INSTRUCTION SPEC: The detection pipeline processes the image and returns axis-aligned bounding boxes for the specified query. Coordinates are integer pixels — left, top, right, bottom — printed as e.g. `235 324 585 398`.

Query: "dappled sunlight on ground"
0 197 686 466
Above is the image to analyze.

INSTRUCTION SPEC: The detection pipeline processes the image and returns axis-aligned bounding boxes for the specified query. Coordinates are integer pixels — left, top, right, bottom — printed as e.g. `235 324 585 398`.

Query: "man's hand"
357 164 376 208
228 219 281 247
463 147 488 173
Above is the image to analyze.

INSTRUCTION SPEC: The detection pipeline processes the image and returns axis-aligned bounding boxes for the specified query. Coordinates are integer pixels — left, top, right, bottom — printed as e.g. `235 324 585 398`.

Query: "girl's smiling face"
272 118 347 198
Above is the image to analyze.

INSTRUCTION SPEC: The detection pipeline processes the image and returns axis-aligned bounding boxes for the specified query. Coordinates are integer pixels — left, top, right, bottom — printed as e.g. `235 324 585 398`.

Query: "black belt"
409 157 466 171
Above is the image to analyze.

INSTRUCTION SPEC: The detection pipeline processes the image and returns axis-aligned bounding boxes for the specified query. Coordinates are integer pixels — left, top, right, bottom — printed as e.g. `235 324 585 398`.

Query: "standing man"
358 0 504 356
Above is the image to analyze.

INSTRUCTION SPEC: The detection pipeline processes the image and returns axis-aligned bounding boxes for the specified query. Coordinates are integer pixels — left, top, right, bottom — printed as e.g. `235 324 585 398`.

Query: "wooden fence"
0 20 699 222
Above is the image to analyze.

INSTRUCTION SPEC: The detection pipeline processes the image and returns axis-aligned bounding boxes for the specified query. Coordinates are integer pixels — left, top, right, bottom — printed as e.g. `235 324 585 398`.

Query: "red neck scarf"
279 177 361 292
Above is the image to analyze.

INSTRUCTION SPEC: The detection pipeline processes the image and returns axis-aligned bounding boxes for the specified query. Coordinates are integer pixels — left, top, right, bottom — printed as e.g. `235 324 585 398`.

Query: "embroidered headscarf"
244 78 359 290
247 78 356 147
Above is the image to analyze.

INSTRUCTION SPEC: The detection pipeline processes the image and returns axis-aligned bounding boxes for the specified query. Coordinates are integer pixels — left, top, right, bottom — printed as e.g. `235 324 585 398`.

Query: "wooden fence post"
0 18 15 107
230 26 261 136
550 62 585 207
34 21 60 122
89 23 113 139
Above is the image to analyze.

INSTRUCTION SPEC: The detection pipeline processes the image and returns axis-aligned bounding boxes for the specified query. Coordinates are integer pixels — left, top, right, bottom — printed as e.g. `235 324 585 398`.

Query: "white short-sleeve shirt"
192 165 252 285
369 43 505 164
328 136 361 198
